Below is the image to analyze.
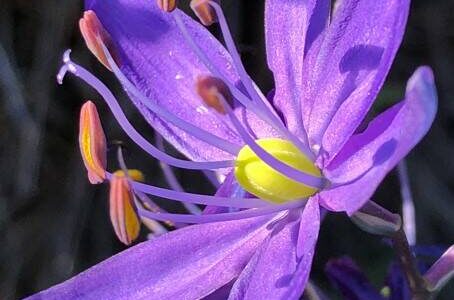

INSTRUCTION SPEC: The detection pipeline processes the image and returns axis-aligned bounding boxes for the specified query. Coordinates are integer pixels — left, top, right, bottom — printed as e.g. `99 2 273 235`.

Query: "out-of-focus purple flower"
325 257 385 300
424 245 454 292
385 261 412 300
327 245 454 300
29 0 438 299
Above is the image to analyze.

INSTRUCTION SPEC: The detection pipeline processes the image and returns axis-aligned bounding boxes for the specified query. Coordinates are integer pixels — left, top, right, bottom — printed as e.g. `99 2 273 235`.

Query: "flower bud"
79 101 107 184
196 75 232 114
109 170 144 245
79 10 120 70
190 0 219 26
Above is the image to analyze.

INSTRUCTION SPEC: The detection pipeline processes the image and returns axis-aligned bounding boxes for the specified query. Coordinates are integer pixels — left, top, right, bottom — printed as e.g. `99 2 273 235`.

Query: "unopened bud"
350 201 401 236
190 0 219 26
196 75 232 114
79 10 120 70
79 101 107 184
109 169 144 245
157 0 178 12
424 245 454 292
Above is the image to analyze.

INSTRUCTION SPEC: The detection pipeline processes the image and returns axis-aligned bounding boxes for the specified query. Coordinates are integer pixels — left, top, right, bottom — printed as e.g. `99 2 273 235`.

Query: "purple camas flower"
325 245 454 300
28 0 438 299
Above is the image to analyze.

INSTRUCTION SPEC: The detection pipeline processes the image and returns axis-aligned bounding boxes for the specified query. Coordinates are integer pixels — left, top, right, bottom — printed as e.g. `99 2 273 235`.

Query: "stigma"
235 138 322 204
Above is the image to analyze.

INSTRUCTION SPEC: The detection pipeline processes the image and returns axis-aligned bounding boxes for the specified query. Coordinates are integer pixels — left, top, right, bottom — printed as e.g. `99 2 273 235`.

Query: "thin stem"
391 226 431 299
360 201 431 299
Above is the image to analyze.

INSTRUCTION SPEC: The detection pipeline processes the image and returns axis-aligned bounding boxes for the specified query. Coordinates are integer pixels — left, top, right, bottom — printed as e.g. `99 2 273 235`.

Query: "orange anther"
190 0 219 26
79 10 120 70
109 170 143 245
157 0 178 12
196 75 232 114
79 101 107 184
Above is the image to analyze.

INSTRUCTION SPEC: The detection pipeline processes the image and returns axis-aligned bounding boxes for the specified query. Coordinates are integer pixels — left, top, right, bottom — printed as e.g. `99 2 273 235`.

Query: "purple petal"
320 67 437 215
85 0 274 161
27 216 272 300
229 199 320 300
285 197 320 299
302 0 410 159
325 257 385 300
265 0 329 136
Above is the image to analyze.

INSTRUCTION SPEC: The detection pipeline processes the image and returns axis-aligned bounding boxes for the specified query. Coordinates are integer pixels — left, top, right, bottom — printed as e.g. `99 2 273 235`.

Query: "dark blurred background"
0 0 453 299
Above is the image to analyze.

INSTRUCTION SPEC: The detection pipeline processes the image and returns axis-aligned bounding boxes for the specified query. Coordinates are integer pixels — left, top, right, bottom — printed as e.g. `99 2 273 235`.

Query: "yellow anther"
113 169 145 182
235 138 321 204
79 101 107 184
79 10 120 71
157 0 178 12
109 170 143 245
190 0 219 26
196 75 232 114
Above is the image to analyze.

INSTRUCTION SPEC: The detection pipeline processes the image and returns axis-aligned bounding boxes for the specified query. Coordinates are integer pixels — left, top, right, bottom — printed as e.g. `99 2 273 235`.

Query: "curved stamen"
201 170 221 188
155 134 202 215
218 92 325 189
100 43 241 155
174 8 315 160
134 192 182 228
208 1 313 159
138 198 304 223
117 144 201 216
207 2 278 120
172 12 281 130
58 51 233 170
105 172 268 209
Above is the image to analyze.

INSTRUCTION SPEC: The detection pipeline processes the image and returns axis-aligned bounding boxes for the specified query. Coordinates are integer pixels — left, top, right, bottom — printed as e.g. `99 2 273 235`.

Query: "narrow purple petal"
325 257 385 300
229 199 320 300
285 197 320 299
303 0 410 159
320 67 437 215
85 0 274 161
301 0 331 125
265 0 329 137
27 216 272 300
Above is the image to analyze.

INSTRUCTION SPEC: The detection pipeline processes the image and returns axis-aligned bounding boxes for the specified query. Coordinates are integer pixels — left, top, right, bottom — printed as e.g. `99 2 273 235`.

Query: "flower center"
235 138 321 204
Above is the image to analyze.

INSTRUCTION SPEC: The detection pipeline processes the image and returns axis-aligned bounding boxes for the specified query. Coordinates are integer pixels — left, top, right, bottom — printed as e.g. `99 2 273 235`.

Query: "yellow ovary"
235 138 321 204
